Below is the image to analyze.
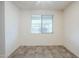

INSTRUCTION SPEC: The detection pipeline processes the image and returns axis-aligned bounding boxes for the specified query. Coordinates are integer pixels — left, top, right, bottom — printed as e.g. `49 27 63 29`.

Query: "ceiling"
12 1 72 10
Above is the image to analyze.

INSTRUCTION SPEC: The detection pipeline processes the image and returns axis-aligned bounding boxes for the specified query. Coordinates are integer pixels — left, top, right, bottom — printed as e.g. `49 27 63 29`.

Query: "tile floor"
9 46 77 58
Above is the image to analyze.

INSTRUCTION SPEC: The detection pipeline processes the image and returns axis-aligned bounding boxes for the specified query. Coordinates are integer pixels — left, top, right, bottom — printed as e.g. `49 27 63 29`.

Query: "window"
31 15 52 34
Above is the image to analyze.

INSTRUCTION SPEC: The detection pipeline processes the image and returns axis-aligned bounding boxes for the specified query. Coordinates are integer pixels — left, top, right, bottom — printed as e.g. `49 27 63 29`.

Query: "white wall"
64 2 79 57
19 10 64 46
0 2 5 57
5 2 20 57
4 1 79 57
2 1 79 57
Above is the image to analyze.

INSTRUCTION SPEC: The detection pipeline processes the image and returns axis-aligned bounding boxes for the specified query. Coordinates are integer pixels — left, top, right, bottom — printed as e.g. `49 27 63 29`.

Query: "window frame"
31 15 53 34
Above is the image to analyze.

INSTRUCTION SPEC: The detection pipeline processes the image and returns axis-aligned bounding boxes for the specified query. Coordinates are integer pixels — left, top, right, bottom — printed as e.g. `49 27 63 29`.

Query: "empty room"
0 1 79 58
